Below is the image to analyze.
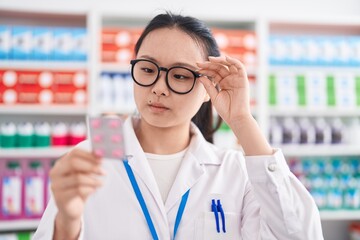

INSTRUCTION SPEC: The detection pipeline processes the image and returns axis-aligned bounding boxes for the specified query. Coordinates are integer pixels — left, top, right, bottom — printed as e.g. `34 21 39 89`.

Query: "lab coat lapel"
164 151 204 211
123 117 168 223
164 123 215 212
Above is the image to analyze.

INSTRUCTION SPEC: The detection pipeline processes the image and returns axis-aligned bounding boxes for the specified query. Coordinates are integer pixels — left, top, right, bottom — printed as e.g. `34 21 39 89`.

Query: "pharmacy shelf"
269 108 360 117
0 61 87 71
0 146 72 158
320 210 360 221
0 219 39 232
278 144 360 156
0 105 87 115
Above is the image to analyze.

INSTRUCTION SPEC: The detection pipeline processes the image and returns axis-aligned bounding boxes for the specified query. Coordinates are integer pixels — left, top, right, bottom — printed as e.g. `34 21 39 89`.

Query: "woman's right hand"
50 148 104 239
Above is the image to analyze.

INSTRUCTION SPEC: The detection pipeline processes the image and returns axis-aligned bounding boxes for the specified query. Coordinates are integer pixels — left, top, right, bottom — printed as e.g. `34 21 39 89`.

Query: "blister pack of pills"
87 115 126 160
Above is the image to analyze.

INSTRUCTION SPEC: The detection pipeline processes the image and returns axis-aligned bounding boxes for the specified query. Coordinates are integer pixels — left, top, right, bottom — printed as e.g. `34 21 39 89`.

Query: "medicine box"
11 26 32 60
0 25 11 59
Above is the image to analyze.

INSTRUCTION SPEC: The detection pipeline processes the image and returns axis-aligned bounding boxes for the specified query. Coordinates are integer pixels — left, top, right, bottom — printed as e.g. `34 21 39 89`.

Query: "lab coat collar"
164 122 222 212
123 116 221 214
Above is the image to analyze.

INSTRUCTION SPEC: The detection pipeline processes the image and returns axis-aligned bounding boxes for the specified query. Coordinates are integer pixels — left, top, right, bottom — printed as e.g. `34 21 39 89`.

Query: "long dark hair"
134 12 222 143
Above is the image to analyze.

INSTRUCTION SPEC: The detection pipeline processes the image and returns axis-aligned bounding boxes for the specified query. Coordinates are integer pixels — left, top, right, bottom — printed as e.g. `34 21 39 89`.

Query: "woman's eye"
141 68 154 73
173 74 190 80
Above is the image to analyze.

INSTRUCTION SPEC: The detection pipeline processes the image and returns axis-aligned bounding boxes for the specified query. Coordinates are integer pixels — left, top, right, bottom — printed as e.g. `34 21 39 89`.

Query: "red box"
102 45 134 63
212 29 257 51
102 28 143 47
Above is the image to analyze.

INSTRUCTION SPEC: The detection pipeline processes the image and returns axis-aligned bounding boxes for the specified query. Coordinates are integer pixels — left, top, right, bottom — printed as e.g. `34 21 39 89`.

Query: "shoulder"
199 140 246 170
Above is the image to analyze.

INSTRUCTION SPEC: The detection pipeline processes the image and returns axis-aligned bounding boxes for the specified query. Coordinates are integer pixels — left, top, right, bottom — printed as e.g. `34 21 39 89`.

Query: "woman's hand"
197 55 251 126
50 148 104 239
198 56 272 155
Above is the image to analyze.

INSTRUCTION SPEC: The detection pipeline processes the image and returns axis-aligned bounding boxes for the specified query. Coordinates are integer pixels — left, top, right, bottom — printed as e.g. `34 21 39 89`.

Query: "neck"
135 119 191 155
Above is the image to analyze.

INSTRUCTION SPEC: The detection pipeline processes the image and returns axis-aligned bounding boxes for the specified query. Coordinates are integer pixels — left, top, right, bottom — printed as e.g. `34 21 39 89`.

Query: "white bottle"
282 117 300 144
314 118 332 144
298 117 316 144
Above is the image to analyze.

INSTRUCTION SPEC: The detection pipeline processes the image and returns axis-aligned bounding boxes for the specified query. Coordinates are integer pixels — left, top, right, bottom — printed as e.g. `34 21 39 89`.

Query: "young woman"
33 12 323 240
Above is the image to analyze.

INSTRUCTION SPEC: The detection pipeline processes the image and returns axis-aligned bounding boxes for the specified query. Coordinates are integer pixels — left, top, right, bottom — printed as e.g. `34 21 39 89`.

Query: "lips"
148 102 169 112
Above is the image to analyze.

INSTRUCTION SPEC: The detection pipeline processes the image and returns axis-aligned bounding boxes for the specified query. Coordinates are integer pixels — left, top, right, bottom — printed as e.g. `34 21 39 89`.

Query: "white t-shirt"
145 148 188 203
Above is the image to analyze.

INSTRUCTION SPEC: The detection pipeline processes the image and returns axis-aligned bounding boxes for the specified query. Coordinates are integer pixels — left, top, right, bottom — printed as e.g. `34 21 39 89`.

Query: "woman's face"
134 27 209 129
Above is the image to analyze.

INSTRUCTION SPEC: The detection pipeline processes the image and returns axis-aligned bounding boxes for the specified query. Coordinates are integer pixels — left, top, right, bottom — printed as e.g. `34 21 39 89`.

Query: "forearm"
53 213 82 240
229 115 273 156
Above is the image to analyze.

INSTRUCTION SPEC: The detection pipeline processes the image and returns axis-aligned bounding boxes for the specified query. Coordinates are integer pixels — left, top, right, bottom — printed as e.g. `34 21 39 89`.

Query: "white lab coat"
33 117 323 240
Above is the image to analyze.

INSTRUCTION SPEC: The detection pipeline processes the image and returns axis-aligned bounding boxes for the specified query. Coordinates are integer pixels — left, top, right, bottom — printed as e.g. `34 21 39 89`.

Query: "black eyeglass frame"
130 59 202 95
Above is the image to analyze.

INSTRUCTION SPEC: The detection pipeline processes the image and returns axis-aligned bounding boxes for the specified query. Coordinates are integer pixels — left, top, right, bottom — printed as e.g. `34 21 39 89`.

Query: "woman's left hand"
197 55 251 125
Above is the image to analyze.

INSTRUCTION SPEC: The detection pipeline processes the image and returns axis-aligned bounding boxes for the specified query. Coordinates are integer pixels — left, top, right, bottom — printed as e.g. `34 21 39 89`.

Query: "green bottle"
0 122 17 148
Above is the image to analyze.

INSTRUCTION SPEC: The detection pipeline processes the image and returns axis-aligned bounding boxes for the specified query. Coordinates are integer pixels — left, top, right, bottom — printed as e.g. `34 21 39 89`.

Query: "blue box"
11 26 33 60
72 28 87 61
0 25 11 59
52 27 73 61
32 27 53 61
302 36 322 66
269 35 289 65
350 37 360 67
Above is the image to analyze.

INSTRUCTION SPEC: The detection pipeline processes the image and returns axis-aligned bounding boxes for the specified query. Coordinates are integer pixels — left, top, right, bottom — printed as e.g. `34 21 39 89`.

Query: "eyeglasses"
130 59 202 94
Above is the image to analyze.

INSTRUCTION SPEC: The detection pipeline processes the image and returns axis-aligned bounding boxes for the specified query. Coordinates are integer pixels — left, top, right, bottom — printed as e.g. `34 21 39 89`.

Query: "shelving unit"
0 147 71 158
0 220 40 232
320 210 360 221
0 3 359 239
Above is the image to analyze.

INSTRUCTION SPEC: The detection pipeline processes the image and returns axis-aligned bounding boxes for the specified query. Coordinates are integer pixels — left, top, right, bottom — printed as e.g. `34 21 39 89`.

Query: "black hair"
134 12 222 143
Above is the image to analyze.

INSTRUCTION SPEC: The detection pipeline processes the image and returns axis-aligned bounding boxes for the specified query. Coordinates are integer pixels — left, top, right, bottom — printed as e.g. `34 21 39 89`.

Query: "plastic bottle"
51 122 69 146
314 117 332 144
17 122 34 148
329 117 345 144
1 161 22 219
69 122 87 145
0 122 17 148
34 122 51 147
24 160 45 218
269 117 283 145
298 117 316 144
282 117 300 144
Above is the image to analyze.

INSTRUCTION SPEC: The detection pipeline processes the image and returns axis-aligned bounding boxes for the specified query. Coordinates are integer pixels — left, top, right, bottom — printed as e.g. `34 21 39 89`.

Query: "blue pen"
211 199 220 233
217 199 226 233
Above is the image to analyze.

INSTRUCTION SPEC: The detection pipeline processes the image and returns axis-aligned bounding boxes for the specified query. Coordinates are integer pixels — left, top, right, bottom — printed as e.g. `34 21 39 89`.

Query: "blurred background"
0 0 360 239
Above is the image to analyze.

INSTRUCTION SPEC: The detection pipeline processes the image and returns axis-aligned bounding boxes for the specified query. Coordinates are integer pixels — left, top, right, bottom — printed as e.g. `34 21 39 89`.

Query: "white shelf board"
0 61 88 71
269 65 360 74
320 210 360 221
0 104 87 115
277 144 360 156
0 219 39 232
269 107 360 117
0 146 72 158
95 106 137 115
100 63 131 72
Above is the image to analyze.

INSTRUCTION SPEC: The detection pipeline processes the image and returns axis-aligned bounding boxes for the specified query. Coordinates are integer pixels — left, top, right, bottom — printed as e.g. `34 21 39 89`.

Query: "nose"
151 70 169 96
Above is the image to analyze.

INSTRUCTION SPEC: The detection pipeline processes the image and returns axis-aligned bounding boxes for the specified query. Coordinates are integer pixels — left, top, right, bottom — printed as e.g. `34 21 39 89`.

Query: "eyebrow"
138 55 198 70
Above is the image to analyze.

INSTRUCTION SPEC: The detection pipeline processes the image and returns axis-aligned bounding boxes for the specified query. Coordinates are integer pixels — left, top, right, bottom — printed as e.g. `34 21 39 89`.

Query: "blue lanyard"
123 160 190 240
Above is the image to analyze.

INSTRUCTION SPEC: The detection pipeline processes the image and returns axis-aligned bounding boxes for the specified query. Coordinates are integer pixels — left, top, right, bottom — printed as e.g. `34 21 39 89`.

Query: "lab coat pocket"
195 211 242 240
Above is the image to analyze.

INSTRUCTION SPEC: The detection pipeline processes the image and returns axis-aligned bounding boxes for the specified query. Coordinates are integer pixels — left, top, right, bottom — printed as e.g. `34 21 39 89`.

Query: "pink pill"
92 134 102 142
112 149 123 158
91 119 101 128
108 119 120 128
111 134 122 143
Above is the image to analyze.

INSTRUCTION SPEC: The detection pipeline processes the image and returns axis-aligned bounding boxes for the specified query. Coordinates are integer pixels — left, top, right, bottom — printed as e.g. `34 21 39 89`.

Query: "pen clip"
217 199 226 233
211 199 220 233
